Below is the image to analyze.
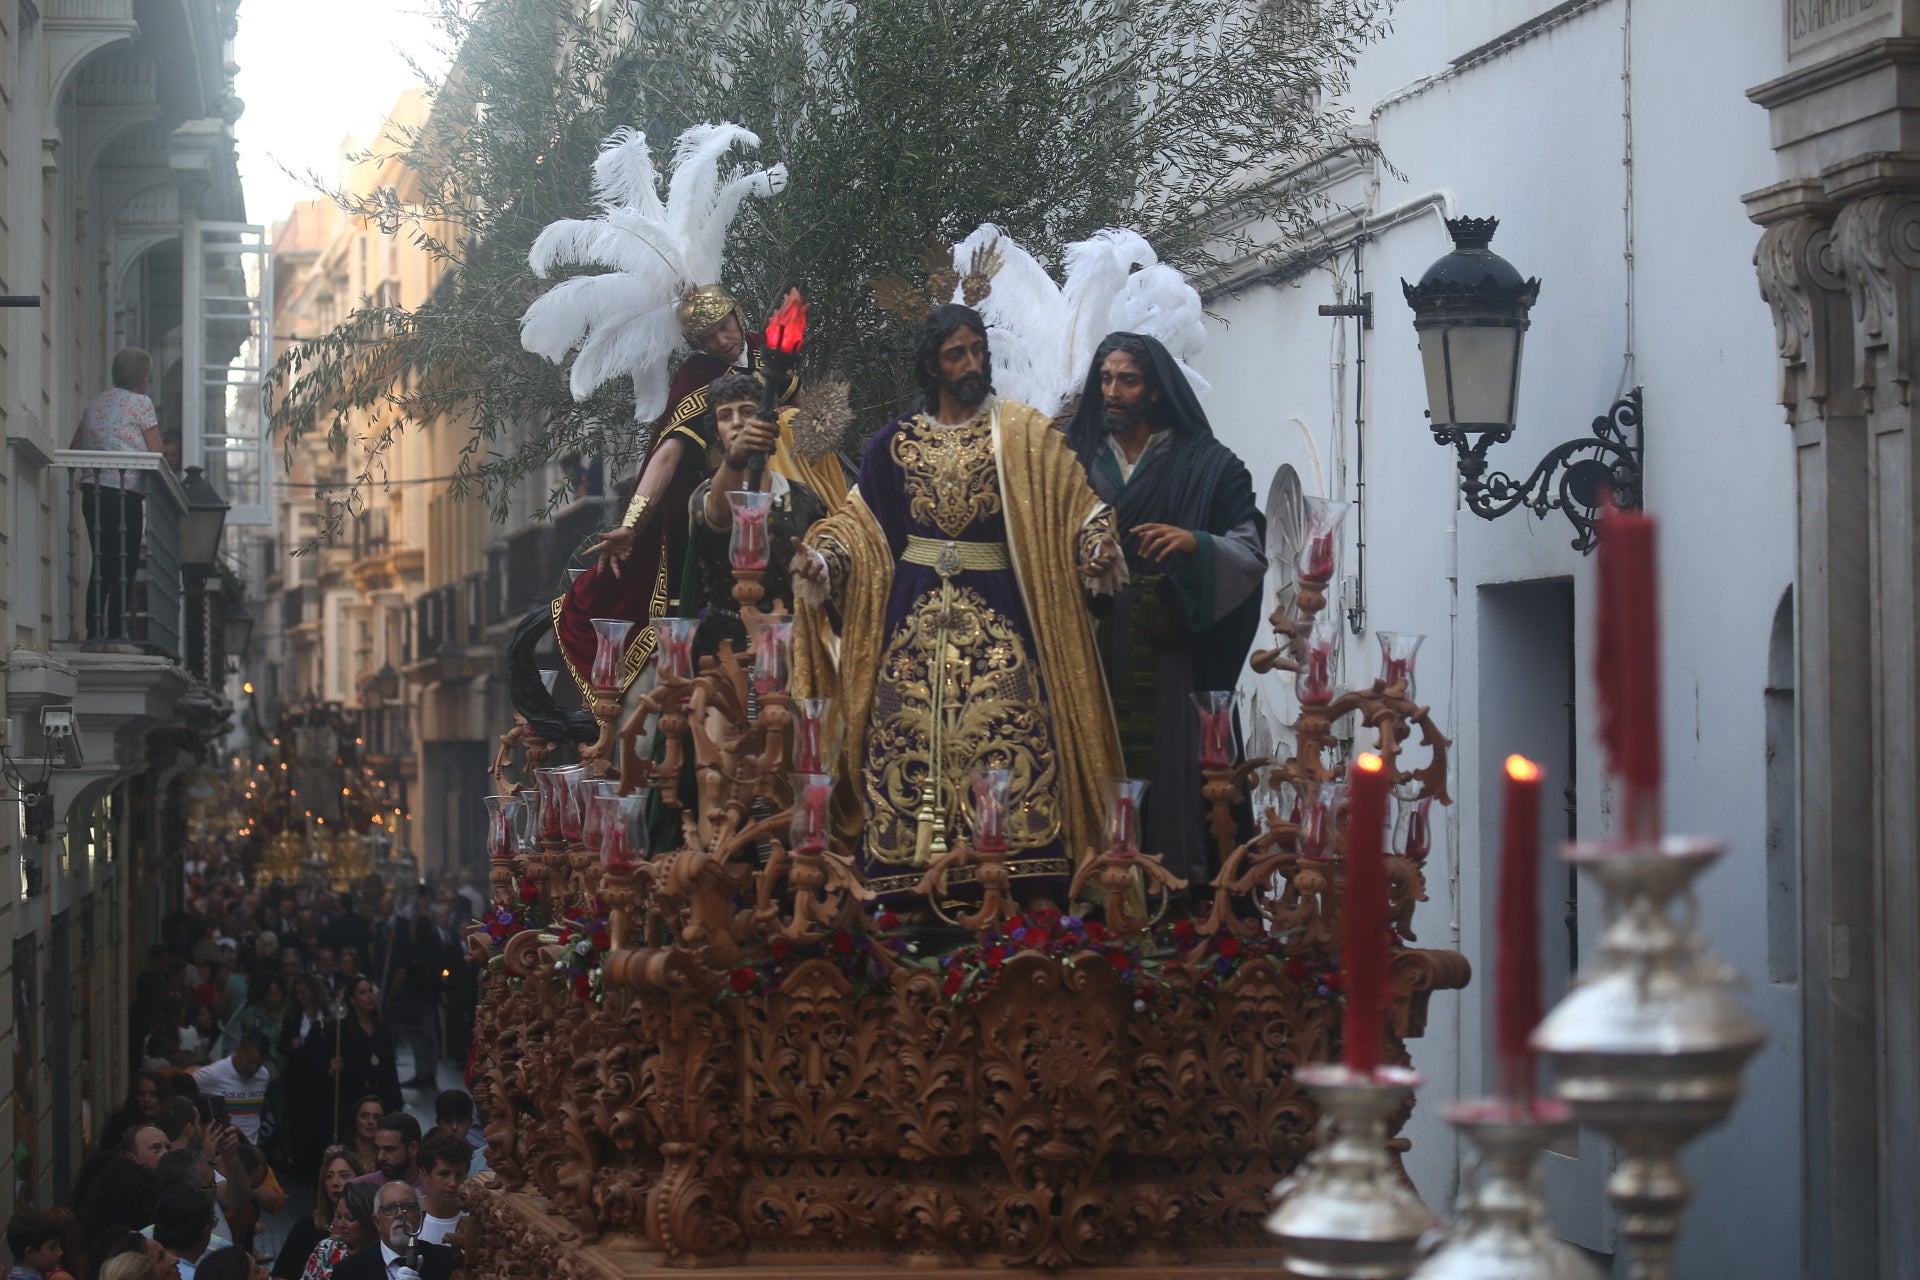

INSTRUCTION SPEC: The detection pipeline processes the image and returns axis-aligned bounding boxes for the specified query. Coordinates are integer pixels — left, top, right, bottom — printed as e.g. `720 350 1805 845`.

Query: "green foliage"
269 0 1390 518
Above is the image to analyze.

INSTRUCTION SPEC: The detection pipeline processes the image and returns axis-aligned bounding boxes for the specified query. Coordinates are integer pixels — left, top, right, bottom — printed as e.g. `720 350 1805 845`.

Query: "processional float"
462 458 1474 1275
464 124 1755 1279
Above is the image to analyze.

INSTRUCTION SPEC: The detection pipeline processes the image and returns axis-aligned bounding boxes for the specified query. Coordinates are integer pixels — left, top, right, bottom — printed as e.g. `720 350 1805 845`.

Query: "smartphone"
208 1096 230 1126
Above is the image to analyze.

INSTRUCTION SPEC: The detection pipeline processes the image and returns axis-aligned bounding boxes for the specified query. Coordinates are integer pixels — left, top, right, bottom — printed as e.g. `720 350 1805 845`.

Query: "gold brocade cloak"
793 399 1123 865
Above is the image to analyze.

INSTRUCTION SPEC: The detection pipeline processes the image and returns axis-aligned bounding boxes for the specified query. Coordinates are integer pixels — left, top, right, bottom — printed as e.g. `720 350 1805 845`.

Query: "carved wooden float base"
474 1190 1295 1278
467 943 1468 1273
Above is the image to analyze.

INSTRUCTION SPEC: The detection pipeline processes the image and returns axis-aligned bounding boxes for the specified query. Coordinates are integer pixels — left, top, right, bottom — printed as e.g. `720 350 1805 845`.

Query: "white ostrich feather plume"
520 122 785 421
950 224 1210 419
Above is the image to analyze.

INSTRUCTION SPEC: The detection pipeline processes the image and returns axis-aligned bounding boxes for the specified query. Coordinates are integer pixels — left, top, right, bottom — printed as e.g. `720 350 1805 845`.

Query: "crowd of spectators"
10 862 491 1280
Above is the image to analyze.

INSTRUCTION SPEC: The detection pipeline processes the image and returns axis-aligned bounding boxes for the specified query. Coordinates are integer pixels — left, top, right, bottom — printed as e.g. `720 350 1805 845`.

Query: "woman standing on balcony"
71 347 163 642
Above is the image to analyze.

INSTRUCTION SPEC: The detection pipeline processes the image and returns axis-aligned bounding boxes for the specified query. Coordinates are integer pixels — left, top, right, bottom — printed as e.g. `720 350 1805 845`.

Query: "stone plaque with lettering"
1788 0 1902 63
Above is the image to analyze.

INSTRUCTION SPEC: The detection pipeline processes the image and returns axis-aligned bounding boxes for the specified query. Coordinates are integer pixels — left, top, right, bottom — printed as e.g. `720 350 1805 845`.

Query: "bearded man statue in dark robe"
1066 331 1267 889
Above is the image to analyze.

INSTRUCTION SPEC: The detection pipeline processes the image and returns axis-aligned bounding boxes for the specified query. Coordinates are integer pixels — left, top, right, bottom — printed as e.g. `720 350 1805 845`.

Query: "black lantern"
178 466 230 571
1405 217 1537 441
374 662 401 702
1403 217 1643 554
223 598 254 665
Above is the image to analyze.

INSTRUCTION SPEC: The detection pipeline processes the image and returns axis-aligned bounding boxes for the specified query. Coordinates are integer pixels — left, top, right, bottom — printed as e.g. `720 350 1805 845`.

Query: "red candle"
1496 754 1544 1107
1341 752 1391 1074
1595 509 1661 840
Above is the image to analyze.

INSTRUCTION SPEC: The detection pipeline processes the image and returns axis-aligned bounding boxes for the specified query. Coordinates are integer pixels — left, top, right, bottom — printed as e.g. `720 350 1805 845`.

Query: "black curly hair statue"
912 304 994 409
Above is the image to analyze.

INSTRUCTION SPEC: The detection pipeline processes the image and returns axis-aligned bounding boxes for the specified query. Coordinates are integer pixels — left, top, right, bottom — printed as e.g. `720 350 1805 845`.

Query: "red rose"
728 968 756 994
877 911 900 931
571 973 592 1000
984 945 1005 969
1217 937 1243 960
770 938 792 961
943 969 963 996
1324 970 1343 991
1104 949 1130 971
518 878 540 905
1085 921 1108 944
831 932 854 954
591 924 611 951
1172 917 1194 941
1284 957 1311 982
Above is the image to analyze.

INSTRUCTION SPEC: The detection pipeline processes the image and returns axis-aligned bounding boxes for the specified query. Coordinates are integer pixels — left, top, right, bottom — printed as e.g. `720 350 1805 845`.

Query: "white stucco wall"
1194 1 1802 1271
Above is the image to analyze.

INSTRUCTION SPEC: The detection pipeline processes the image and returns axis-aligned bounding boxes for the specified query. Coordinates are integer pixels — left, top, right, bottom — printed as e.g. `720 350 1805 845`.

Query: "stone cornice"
1749 38 1920 110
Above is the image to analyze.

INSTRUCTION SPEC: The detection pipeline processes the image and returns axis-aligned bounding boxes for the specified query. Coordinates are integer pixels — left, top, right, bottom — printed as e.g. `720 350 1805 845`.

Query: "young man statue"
684 372 830 658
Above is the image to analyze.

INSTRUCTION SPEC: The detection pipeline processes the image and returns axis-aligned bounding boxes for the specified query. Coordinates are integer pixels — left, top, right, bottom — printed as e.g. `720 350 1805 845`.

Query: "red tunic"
553 342 795 695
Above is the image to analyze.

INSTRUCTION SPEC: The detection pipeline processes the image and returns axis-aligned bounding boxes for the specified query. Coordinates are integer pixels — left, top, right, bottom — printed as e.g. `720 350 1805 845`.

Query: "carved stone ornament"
1833 192 1920 411
1754 213 1848 416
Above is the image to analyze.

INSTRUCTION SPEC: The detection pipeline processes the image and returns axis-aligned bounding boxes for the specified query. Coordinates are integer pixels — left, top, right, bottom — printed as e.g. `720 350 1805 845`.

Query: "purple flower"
1213 956 1233 975
1062 916 1083 929
1317 984 1332 997
1010 927 1027 942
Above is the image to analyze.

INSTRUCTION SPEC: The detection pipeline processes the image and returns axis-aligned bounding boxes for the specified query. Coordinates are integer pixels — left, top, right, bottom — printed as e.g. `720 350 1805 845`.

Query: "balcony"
53 450 187 658
28 451 215 852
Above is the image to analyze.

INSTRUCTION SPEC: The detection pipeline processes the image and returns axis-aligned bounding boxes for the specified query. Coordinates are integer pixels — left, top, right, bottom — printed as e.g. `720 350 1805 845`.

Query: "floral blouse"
74 387 159 491
299 1238 348 1280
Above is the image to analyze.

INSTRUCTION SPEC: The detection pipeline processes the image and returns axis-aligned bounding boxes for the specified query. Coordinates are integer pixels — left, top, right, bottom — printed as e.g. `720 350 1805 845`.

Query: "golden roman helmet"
676 283 740 344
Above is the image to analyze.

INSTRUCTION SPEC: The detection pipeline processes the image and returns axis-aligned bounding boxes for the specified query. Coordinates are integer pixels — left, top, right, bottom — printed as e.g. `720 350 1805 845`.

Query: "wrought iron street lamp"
1403 217 1643 554
223 598 254 666
178 466 230 570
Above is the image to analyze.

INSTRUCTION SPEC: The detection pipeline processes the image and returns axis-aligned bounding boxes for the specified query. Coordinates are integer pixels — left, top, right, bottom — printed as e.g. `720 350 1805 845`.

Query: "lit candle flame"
1505 754 1541 783
1355 751 1385 775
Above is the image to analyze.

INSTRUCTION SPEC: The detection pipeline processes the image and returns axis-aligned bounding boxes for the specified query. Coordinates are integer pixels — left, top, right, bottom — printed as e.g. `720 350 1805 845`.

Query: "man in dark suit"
330 1182 460 1280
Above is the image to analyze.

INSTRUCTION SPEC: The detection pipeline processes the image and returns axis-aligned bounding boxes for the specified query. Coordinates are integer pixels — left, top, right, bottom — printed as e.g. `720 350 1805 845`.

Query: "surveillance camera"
40 705 81 770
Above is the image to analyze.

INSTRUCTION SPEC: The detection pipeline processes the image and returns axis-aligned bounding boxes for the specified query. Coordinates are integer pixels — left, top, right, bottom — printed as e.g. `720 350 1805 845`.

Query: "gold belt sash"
901 535 1012 574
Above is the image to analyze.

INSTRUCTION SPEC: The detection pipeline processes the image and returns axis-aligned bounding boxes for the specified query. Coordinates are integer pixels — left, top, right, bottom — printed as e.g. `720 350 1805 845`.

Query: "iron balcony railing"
53 449 186 661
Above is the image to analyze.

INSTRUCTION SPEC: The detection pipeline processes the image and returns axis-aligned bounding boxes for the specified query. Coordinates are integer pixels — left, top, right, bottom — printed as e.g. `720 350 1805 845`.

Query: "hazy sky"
232 0 452 228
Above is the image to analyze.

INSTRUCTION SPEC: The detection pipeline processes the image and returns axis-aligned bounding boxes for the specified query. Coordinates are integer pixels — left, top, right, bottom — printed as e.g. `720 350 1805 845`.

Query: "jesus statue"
792 304 1125 905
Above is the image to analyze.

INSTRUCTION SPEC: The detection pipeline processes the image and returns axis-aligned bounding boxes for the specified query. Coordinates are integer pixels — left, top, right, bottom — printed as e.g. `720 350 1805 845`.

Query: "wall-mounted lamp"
1403 217 1643 553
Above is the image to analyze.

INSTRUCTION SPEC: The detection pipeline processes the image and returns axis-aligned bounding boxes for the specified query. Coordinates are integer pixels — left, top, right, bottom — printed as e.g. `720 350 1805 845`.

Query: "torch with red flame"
748 289 808 491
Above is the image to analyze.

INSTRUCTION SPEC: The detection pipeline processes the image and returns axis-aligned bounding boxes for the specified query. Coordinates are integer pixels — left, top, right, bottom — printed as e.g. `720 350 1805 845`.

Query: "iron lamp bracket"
1432 387 1643 554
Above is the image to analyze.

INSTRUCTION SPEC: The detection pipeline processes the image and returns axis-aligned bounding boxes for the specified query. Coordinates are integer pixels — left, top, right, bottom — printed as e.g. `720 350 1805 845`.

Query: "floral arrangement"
723 908 913 1000
1165 919 1344 1004
552 897 612 1001
938 908 1154 1008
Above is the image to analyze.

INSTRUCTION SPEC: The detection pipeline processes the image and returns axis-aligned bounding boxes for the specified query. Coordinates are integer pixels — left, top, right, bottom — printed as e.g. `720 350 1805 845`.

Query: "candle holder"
631 618 700 801
727 490 773 570
584 618 636 774
1409 1100 1601 1280
728 491 775 615
752 614 793 698
1192 689 1236 768
1301 781 1346 861
792 696 836 774
599 792 651 951
1298 616 1341 706
486 793 524 906
484 793 521 861
755 771 868 940
1531 836 1766 1280
1069 777 1186 937
1393 795 1433 860
914 766 1022 930
1294 496 1352 617
1266 1064 1432 1279
1377 631 1423 699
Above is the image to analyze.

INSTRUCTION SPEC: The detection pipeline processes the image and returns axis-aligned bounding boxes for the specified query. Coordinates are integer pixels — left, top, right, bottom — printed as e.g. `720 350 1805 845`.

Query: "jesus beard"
944 373 989 408
1104 399 1149 435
